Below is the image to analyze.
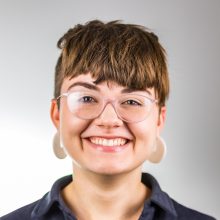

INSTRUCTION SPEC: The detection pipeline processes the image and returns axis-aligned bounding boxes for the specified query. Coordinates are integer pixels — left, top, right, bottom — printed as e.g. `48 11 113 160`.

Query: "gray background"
0 0 219 218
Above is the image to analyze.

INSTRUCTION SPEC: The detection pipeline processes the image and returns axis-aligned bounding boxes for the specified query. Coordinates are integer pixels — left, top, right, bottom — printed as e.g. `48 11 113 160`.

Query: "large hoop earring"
148 136 167 163
53 133 67 159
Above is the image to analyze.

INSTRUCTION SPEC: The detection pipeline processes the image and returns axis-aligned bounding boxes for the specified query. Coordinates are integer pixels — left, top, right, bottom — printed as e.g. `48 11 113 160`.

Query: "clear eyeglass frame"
56 90 158 123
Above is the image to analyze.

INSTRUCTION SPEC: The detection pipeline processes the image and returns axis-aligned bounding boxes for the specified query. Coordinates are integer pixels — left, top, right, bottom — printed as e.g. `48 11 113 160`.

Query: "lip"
82 134 133 141
83 137 131 153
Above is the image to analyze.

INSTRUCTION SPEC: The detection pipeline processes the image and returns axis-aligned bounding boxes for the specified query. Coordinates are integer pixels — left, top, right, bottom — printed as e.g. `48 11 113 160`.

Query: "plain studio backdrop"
0 0 219 218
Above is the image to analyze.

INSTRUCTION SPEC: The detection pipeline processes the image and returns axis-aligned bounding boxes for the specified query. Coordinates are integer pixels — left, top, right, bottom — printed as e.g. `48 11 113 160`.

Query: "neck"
62 166 150 220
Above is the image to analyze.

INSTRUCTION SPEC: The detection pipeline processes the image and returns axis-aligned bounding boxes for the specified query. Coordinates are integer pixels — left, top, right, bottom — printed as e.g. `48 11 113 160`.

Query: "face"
51 73 166 175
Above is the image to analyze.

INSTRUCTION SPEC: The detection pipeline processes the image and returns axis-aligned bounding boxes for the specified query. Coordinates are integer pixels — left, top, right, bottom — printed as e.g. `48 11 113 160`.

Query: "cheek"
128 116 158 156
59 107 89 154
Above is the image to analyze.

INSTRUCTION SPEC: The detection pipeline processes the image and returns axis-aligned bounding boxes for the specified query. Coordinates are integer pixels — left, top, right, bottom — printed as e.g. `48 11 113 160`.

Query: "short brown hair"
54 20 169 107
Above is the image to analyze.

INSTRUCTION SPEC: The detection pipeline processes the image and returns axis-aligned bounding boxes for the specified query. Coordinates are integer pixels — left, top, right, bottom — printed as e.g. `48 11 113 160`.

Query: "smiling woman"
1 20 216 220
54 75 161 177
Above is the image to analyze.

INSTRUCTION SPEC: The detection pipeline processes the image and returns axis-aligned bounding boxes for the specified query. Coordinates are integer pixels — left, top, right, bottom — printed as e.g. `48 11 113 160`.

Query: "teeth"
90 137 127 147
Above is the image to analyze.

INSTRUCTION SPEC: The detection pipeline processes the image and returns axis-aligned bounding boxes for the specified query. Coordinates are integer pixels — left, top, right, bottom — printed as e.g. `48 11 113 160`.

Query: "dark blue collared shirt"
1 173 216 220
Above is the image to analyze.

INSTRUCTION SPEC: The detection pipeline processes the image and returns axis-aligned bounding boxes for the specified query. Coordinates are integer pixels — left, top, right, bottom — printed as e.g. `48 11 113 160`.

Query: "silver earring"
53 133 67 159
148 136 167 163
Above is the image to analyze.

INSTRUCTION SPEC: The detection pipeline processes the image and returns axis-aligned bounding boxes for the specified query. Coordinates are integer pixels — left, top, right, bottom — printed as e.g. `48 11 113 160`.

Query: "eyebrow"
67 82 152 96
121 88 152 96
67 82 100 91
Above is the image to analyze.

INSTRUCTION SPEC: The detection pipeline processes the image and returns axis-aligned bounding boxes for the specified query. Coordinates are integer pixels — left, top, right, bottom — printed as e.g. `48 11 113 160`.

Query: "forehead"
61 73 155 96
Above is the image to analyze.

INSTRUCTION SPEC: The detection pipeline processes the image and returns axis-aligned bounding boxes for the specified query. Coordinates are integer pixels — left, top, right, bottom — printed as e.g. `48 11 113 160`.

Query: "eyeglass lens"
66 91 154 123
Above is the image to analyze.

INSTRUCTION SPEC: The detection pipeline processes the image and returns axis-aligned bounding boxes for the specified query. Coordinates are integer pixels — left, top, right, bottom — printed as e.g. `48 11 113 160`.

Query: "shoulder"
1 200 39 220
171 199 216 220
1 175 73 220
141 173 216 220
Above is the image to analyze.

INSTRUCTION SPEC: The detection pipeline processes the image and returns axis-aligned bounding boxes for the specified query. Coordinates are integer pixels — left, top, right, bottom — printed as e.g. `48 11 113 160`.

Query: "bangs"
55 20 169 106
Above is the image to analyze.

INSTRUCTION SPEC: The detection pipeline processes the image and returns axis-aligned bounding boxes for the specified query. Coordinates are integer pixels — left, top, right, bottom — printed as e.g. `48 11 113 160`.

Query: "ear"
50 99 60 130
157 106 166 135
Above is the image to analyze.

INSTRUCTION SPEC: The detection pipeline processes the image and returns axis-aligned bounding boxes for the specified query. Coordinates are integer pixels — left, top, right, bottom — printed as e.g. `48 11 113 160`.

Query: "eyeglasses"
56 90 158 123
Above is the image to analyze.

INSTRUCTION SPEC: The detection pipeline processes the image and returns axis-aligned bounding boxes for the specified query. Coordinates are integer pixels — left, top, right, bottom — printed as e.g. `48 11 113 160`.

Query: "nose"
94 103 123 128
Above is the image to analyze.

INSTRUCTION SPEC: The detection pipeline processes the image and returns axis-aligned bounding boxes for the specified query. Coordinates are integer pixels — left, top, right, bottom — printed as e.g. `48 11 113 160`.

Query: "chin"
84 161 142 176
90 169 129 176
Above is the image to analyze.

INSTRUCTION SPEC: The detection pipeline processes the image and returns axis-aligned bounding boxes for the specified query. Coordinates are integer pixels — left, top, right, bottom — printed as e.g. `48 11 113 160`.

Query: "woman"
1 20 215 220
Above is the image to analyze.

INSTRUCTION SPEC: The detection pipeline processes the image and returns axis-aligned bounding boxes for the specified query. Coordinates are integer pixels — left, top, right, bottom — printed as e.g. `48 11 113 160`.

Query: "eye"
122 99 142 106
79 96 96 103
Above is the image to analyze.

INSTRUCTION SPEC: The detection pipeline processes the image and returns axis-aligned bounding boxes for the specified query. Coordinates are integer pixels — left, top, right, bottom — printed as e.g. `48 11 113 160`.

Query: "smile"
89 137 127 147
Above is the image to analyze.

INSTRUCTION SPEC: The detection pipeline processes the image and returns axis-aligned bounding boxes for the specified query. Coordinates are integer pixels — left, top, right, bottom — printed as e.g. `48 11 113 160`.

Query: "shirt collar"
141 173 177 217
32 173 177 218
31 175 72 218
